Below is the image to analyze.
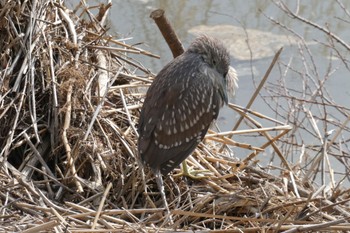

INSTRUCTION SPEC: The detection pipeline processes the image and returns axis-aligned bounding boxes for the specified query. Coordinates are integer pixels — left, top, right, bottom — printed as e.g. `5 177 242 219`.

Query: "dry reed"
0 1 349 232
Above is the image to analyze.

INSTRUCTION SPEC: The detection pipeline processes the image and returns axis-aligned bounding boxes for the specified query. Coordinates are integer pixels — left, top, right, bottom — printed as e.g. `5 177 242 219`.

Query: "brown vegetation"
0 1 350 232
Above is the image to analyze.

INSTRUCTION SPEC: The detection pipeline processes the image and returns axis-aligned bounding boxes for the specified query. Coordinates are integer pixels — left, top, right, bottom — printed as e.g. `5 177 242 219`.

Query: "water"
71 0 350 184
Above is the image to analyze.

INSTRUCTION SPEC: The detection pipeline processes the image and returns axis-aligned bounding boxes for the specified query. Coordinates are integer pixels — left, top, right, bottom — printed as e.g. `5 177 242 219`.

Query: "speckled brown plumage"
138 35 231 175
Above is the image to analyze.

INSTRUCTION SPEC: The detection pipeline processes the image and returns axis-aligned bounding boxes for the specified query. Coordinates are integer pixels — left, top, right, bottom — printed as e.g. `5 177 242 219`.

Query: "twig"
22 220 59 233
232 47 283 132
23 132 55 178
62 84 83 192
92 182 113 229
278 1 350 52
58 7 77 45
150 9 184 58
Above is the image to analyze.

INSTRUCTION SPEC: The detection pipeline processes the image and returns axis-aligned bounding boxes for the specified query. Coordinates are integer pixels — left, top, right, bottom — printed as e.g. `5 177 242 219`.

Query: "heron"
138 35 237 213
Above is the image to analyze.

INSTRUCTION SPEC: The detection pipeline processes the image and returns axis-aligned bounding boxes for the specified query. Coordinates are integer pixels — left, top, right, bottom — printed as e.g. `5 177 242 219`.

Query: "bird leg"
155 170 173 224
173 161 212 180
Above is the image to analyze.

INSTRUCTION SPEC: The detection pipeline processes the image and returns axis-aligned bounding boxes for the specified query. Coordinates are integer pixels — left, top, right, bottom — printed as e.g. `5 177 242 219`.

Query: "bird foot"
174 161 212 180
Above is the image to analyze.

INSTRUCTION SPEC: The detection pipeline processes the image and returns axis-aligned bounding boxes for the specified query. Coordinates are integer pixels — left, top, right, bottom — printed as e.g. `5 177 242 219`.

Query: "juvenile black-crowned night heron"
138 35 237 211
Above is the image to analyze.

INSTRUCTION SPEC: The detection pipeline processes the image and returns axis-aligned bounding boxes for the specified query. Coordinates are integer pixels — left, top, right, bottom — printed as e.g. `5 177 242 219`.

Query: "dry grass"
1 1 350 232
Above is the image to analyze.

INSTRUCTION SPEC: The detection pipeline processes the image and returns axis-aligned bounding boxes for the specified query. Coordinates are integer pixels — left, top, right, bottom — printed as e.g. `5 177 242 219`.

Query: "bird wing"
138 55 223 175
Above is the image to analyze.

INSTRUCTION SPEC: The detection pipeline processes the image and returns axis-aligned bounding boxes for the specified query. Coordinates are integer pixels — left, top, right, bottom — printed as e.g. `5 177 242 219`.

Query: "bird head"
187 35 238 103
